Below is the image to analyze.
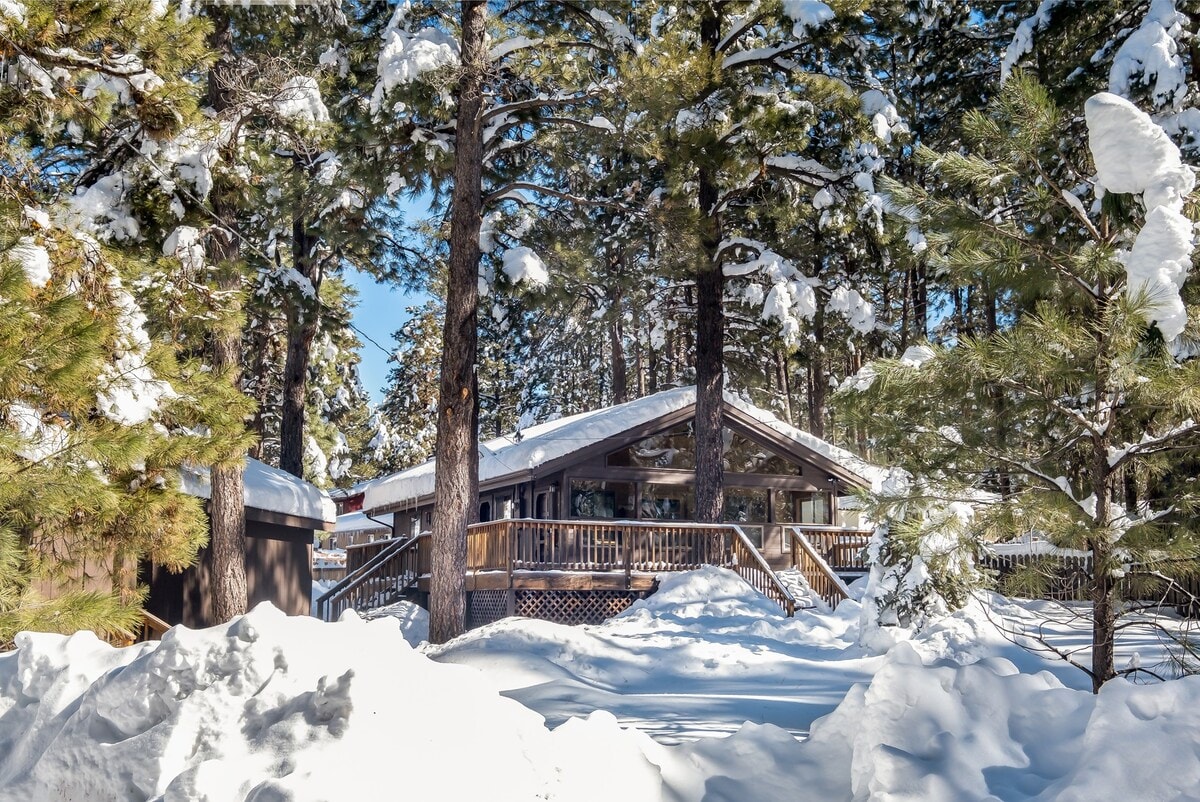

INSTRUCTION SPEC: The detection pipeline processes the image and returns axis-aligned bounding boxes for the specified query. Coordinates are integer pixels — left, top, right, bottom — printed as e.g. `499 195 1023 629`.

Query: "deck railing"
316 534 426 621
730 525 796 616
791 525 872 572
787 526 855 609
326 519 802 620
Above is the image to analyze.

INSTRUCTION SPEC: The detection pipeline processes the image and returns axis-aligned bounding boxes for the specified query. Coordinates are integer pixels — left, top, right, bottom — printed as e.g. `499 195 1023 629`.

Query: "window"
569 480 635 519
478 501 492 522
724 432 801 475
739 526 765 549
724 487 769 523
607 424 696 469
798 493 832 525
773 491 795 523
607 424 801 476
640 483 693 520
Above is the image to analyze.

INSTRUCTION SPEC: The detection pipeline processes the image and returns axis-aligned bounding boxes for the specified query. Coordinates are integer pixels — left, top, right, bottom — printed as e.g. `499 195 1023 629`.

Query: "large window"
774 491 833 525
724 487 769 523
640 483 693 520
607 424 696 469
569 480 635 519
723 432 801 475
607 425 801 477
798 492 831 525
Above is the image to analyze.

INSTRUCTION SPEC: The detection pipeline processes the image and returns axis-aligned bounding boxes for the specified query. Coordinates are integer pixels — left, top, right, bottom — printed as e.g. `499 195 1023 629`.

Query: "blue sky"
348 192 432 405
347 268 421 404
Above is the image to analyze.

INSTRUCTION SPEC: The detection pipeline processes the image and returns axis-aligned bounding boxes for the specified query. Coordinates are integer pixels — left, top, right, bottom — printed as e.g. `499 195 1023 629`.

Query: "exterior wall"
143 517 315 627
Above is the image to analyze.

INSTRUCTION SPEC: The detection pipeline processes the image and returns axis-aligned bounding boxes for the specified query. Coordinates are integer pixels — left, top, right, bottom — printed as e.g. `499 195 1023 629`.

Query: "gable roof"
182 457 337 529
362 387 885 514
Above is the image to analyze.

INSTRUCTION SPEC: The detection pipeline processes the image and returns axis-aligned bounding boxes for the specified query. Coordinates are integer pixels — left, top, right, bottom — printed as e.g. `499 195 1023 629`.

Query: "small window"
478 501 492 523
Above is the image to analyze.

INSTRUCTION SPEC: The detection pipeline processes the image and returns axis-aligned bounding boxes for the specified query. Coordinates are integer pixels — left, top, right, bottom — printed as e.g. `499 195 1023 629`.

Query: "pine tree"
0 0 247 642
839 75 1200 691
370 0 631 642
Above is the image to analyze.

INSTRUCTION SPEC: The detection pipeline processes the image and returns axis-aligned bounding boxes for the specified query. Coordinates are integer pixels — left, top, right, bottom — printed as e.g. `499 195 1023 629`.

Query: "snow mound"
359 600 430 646
796 643 1200 801
0 604 663 801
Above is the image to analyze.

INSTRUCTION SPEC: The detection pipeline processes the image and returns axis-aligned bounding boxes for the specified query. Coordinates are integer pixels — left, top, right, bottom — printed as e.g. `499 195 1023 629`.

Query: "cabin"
142 457 337 628
318 388 882 628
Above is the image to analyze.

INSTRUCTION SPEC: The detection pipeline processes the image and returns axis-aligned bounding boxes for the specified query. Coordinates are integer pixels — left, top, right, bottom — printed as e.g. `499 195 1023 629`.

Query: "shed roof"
362 387 885 514
182 457 337 528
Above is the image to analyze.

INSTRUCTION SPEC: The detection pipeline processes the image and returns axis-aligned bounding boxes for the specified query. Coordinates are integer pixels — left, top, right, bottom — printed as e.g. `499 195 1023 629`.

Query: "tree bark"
606 252 628 405
429 0 486 644
693 5 725 529
808 304 828 438
206 10 247 624
279 204 321 478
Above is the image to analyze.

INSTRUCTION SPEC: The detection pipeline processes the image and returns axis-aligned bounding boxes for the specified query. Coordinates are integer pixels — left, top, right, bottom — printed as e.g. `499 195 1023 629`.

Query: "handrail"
729 525 796 616
787 526 854 609
316 533 426 621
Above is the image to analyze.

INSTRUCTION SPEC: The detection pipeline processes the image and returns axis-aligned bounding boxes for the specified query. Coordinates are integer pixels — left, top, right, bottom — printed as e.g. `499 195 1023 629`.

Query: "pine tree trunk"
808 305 828 438
429 0 485 645
606 253 628 405
207 11 247 624
693 6 724 531
279 209 320 478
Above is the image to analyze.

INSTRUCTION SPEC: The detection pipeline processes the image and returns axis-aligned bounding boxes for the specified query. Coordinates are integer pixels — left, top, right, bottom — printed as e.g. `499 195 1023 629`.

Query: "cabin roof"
362 387 885 514
182 457 337 529
334 510 393 534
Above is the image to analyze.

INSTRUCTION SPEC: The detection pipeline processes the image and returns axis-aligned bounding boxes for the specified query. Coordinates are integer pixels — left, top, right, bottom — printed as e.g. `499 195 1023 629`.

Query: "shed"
142 457 336 627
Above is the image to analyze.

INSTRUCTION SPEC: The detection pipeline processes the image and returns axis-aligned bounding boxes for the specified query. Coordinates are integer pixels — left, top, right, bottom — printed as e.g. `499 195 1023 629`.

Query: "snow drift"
2 570 1199 801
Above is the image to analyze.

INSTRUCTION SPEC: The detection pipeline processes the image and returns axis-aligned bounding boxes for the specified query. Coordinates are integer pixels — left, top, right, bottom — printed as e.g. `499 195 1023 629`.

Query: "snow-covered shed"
361 387 882 568
143 457 337 626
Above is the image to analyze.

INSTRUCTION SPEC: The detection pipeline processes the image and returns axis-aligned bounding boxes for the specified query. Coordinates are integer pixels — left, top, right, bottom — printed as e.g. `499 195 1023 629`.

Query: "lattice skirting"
466 590 510 629
465 589 650 628
515 589 646 625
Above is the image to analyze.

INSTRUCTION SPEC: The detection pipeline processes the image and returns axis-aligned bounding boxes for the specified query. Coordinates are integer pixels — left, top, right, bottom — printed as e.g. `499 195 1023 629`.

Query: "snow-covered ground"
2 568 1199 801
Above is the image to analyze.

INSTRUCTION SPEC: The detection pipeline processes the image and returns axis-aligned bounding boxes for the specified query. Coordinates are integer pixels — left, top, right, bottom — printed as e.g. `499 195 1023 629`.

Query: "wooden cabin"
317 389 881 627
363 387 879 568
142 457 336 627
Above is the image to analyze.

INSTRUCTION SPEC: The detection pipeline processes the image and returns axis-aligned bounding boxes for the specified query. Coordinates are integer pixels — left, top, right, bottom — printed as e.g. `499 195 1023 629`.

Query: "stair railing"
316 533 427 622
729 525 796 617
787 526 854 608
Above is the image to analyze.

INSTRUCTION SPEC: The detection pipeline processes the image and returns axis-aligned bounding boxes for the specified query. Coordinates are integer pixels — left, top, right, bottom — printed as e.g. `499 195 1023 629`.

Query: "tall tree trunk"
808 305 828 438
693 5 724 531
913 262 928 340
607 268 628 404
430 0 485 644
774 348 791 424
279 204 321 478
206 11 247 624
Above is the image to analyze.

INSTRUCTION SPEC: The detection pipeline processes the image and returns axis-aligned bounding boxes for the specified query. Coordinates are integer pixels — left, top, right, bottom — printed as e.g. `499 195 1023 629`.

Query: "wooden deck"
319 519 871 624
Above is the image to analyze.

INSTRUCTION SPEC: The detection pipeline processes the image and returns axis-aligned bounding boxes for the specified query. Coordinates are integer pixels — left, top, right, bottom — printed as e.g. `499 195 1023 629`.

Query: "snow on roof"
363 387 885 512
335 511 393 534
182 457 337 524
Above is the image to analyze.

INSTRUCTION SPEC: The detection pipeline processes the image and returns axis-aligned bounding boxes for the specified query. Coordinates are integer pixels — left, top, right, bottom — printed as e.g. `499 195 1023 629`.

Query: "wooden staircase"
315 534 426 622
785 526 870 609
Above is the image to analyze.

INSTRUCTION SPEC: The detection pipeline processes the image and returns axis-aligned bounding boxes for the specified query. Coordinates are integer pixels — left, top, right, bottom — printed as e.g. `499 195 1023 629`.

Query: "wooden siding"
143 517 314 627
